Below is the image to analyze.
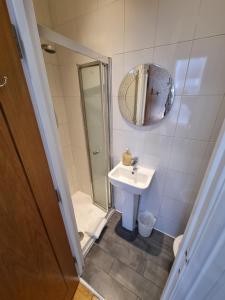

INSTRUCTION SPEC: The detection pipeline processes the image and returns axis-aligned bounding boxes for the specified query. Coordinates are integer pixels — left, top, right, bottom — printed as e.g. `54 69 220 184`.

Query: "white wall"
55 47 93 196
32 0 92 196
32 0 78 194
42 0 225 237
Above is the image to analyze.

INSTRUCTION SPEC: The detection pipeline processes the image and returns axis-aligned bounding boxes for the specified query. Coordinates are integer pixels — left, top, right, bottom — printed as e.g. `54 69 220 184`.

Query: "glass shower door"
78 62 109 211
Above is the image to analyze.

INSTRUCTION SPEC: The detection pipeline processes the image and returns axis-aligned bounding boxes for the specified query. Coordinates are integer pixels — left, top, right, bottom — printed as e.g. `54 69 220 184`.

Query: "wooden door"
0 1 78 299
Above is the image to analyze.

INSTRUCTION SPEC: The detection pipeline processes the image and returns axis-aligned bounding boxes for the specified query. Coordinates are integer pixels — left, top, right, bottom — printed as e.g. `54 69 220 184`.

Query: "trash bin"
138 211 156 237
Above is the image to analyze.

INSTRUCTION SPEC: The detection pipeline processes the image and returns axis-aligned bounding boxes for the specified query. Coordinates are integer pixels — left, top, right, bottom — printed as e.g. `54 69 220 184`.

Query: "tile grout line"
208 94 225 142
93 243 115 275
108 258 163 299
114 32 225 56
95 256 141 300
153 0 160 51
107 258 147 300
112 125 222 143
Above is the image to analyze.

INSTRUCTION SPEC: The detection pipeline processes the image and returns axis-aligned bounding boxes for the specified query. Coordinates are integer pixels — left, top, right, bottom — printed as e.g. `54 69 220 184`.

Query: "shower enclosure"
37 25 111 253
78 62 110 211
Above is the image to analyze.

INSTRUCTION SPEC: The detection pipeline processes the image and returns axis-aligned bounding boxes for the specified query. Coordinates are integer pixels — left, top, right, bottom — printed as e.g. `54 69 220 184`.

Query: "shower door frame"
78 61 111 211
36 24 113 211
37 24 112 211
37 24 112 213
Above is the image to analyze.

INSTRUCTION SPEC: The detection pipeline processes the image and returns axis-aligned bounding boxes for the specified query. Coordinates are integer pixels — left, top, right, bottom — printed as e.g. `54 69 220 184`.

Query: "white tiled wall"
155 0 201 46
33 0 91 196
124 0 157 51
56 47 93 196
40 0 225 237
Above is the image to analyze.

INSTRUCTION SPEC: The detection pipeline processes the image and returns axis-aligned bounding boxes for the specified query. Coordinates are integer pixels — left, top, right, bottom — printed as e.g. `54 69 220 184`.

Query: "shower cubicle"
78 61 110 211
38 25 111 253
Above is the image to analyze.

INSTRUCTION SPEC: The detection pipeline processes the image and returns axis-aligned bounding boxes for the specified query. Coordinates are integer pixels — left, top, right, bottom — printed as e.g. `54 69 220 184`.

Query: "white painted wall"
42 0 225 237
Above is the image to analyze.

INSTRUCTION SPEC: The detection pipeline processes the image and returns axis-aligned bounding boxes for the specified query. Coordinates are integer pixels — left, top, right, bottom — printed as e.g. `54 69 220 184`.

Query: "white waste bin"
138 211 156 237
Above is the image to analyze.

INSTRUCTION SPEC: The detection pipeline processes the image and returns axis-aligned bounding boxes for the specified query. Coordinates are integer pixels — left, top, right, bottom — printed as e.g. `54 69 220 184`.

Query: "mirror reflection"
118 64 175 126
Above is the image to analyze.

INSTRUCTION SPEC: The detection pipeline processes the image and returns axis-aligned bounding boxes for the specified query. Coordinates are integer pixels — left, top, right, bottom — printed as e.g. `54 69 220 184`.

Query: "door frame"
6 0 84 274
78 61 111 211
37 24 109 64
161 104 225 296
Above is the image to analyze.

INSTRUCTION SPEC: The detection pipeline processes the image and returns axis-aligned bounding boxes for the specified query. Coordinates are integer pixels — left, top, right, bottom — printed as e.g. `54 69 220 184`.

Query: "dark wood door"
0 1 78 299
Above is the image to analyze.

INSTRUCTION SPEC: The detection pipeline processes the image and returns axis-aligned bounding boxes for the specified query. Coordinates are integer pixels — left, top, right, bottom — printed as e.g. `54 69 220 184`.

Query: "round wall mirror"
118 64 175 127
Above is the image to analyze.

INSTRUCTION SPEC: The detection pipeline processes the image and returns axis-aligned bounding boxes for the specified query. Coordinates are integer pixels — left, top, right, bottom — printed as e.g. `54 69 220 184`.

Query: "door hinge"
55 189 62 203
72 256 77 264
11 24 24 59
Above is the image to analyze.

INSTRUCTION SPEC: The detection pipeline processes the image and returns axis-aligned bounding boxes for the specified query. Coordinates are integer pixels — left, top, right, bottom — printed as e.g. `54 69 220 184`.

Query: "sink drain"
78 231 84 241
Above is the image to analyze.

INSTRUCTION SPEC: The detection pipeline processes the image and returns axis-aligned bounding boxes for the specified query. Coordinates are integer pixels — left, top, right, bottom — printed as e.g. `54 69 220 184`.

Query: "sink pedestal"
122 191 140 231
108 162 155 232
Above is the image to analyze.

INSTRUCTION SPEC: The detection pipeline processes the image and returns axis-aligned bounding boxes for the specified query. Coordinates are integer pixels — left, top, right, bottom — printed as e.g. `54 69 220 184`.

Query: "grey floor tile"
107 211 121 226
82 261 138 300
83 212 173 300
102 213 121 237
98 232 147 274
150 230 174 249
106 212 173 254
85 244 114 273
142 235 174 260
101 212 174 272
144 259 169 288
110 259 162 300
145 245 174 272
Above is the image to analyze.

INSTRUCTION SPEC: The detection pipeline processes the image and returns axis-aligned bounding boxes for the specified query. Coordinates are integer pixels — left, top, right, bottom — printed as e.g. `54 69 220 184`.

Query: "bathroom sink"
108 162 155 195
108 162 155 231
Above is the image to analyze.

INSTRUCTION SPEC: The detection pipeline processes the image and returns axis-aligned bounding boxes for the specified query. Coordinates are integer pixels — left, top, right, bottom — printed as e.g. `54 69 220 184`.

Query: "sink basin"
108 162 155 231
108 162 155 195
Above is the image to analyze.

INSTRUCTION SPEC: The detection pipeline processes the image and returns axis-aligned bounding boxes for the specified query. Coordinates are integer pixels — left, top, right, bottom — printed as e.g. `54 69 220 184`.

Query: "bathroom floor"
72 191 106 250
82 212 174 300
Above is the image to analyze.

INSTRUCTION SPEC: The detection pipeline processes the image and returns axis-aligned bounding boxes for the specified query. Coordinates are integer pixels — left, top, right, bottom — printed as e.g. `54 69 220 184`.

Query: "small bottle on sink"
122 148 132 166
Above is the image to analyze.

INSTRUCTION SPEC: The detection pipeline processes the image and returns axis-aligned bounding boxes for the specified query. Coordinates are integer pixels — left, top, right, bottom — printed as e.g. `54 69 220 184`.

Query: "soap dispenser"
122 148 132 166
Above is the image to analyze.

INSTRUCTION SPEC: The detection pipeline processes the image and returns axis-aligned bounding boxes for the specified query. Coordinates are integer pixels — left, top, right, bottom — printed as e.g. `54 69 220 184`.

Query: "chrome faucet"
131 157 138 173
131 156 138 166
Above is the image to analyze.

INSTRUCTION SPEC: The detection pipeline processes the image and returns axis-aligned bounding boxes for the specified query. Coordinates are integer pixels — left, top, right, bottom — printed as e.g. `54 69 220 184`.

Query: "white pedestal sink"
108 162 155 231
